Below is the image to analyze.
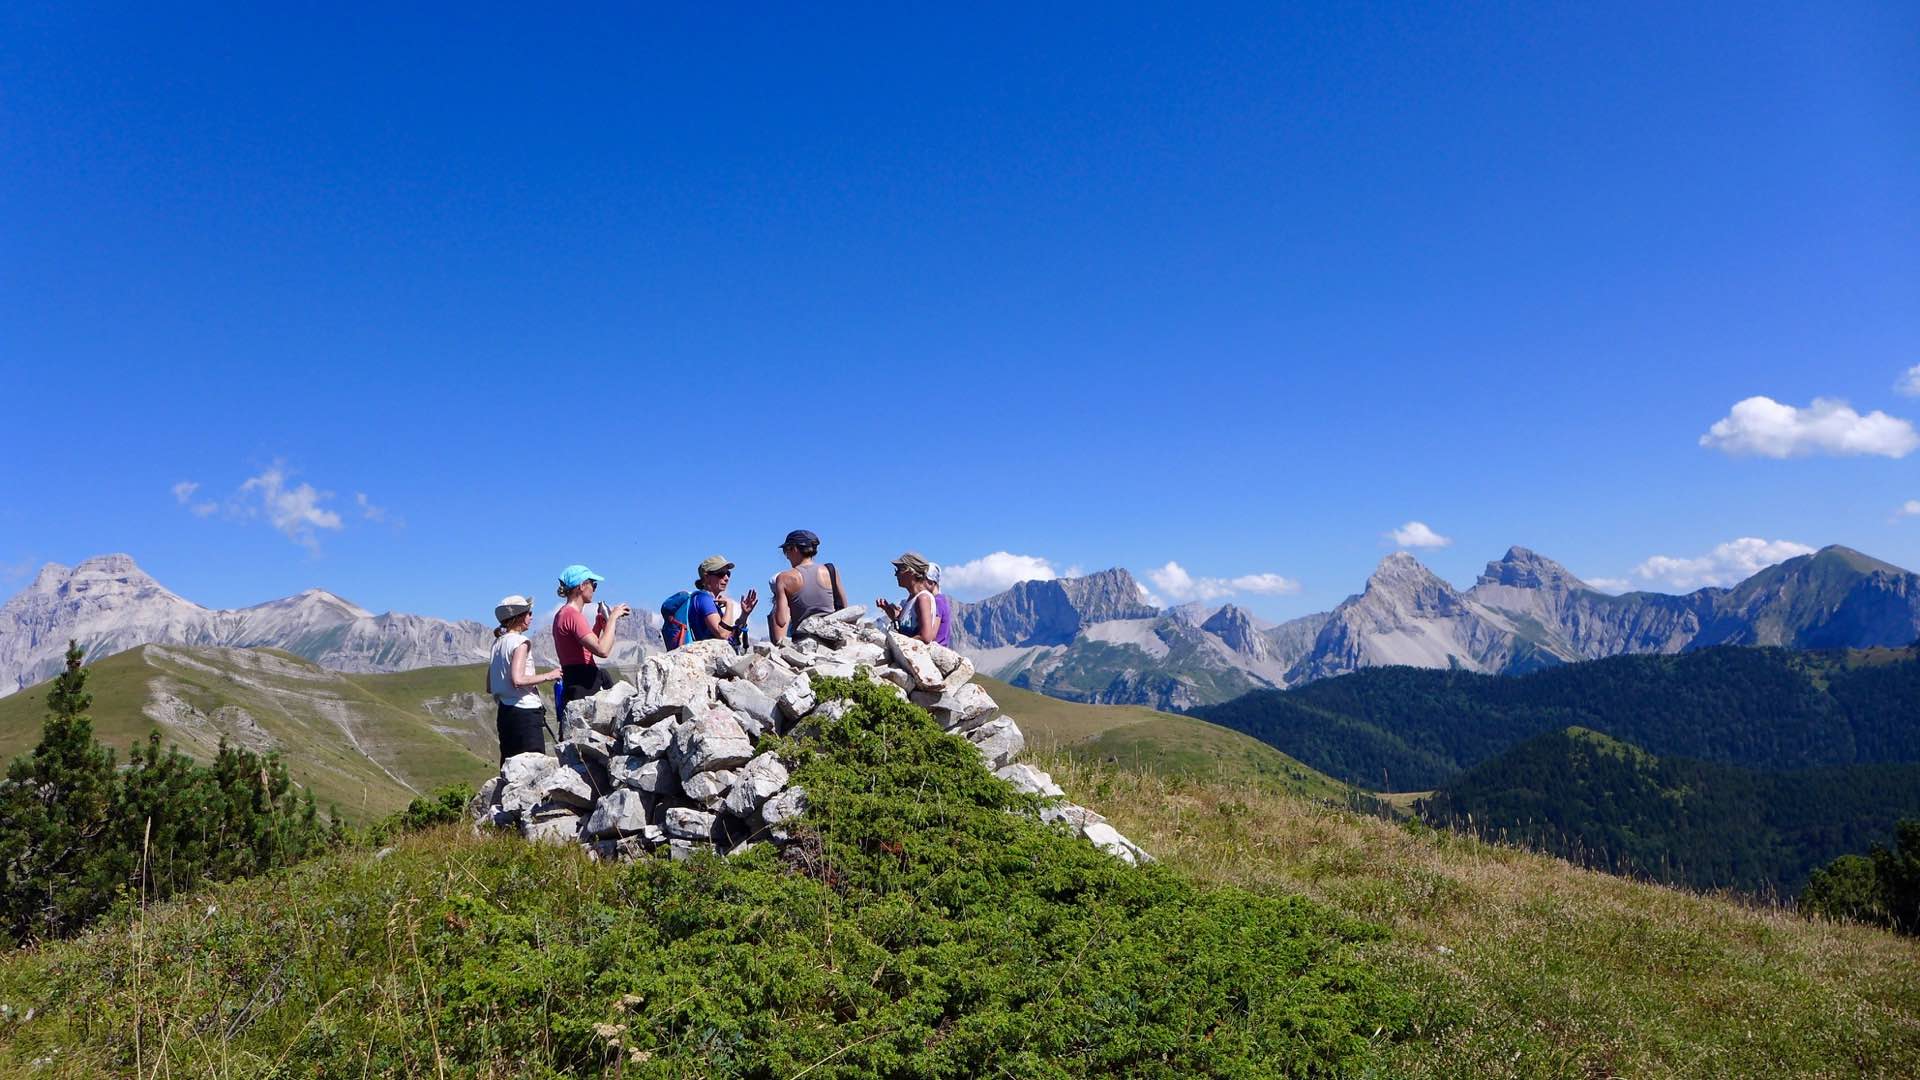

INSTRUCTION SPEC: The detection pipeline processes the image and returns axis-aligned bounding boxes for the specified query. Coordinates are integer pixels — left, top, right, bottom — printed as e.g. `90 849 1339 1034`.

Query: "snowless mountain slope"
0 555 665 697
951 545 1920 708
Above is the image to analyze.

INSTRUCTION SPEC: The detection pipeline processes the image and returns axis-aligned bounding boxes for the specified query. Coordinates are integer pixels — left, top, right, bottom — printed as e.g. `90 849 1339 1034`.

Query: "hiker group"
484 530 952 760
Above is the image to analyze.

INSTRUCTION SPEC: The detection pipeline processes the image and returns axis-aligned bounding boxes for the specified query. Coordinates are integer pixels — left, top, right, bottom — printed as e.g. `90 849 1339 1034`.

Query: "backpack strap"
825 561 845 610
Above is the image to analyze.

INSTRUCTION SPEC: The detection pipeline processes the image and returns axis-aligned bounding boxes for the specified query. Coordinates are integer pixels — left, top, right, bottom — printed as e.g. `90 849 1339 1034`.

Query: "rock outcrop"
469 607 1149 865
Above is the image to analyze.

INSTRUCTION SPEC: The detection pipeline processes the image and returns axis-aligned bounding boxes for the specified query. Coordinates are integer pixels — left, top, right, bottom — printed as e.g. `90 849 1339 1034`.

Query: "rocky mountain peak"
1476 546 1591 592
1201 604 1270 661
1359 552 1467 617
1056 568 1160 621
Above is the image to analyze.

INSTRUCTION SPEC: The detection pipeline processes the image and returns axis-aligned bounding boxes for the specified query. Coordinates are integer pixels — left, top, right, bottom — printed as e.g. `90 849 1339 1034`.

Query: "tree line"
0 642 464 946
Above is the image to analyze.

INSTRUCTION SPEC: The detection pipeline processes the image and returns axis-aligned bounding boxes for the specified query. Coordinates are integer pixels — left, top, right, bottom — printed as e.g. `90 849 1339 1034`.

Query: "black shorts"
496 702 547 761
560 664 612 707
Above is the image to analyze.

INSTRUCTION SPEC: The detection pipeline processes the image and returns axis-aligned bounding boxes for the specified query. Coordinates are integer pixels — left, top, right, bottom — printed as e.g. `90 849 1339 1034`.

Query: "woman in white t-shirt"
488 595 562 761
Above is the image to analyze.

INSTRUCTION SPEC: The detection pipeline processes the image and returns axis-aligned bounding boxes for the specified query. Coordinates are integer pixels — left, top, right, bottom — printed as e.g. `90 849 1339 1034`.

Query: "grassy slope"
2 739 1913 1076
0 647 498 821
978 675 1352 801
0 679 1407 1078
1033 751 1920 1078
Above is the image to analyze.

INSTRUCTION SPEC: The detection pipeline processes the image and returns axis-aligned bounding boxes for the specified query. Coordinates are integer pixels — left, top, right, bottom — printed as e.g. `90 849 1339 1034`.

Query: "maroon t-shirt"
552 604 599 667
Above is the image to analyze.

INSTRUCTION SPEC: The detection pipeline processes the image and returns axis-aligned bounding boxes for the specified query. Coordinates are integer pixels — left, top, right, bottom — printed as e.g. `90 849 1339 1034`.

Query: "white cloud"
1387 521 1452 549
1584 576 1634 595
356 492 389 524
171 480 218 517
1227 572 1303 595
1147 561 1301 602
1699 396 1918 459
1893 500 1920 521
1897 366 1920 397
1629 537 1816 591
239 465 343 551
940 552 1059 596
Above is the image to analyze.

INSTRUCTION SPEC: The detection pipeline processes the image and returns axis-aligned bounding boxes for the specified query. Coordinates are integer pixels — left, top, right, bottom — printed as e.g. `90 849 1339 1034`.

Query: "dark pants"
496 702 547 761
560 664 612 708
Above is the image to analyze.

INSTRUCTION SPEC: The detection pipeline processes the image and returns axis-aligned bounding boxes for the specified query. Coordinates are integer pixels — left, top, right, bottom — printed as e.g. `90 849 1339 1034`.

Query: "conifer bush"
0 643 333 946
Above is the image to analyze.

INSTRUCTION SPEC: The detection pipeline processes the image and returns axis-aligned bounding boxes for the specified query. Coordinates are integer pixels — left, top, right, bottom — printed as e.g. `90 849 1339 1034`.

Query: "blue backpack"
660 591 697 650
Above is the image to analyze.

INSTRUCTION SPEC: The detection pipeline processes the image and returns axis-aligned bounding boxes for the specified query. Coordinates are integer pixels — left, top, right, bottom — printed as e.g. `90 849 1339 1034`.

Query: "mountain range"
6 544 1918 711
954 544 1920 709
0 555 664 698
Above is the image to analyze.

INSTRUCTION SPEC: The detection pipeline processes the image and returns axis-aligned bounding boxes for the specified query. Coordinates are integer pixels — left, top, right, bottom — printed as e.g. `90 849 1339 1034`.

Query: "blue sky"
2 3 1915 622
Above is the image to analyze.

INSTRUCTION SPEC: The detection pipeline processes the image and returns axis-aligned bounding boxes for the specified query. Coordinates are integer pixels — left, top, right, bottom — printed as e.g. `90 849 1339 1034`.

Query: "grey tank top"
789 563 839 624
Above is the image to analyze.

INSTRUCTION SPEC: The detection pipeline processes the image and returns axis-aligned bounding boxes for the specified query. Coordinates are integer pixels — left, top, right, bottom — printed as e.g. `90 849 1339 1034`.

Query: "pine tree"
0 642 132 943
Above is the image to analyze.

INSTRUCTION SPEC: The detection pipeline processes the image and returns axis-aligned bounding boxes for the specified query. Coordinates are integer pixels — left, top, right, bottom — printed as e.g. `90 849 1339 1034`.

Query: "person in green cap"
552 563 629 708
689 555 758 650
876 551 941 645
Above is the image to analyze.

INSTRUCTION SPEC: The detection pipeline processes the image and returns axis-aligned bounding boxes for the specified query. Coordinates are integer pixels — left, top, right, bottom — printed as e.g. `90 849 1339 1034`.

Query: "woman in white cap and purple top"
877 551 944 645
488 594 563 761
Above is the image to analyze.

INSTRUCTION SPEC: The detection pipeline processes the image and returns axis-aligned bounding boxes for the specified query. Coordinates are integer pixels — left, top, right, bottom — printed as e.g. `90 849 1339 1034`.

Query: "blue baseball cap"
558 564 605 589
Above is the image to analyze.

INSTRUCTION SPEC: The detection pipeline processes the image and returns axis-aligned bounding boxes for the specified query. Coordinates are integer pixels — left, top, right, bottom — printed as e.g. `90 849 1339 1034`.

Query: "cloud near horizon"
1628 537 1815 591
939 552 1059 596
1894 499 1920 522
1699 396 1918 459
1387 521 1452 549
1147 561 1301 603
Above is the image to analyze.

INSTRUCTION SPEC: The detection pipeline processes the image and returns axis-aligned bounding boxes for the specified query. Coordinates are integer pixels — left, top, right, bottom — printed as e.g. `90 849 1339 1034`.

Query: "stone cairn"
470 606 1149 865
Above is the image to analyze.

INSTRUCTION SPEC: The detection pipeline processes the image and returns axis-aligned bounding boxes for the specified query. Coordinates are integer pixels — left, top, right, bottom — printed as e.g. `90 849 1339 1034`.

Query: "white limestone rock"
913 682 997 732
681 768 738 807
874 666 915 692
1081 821 1151 865
627 757 680 797
619 717 677 759
635 649 716 722
718 679 777 738
967 716 1024 771
776 679 816 724
584 789 651 839
522 815 580 845
501 752 556 790
995 763 1064 798
832 641 887 668
927 643 974 688
760 786 807 827
469 775 503 822
665 807 717 841
740 656 800 698
1040 803 1108 830
540 764 597 809
676 638 739 676
671 709 755 778
886 632 944 690
825 605 868 624
723 752 790 818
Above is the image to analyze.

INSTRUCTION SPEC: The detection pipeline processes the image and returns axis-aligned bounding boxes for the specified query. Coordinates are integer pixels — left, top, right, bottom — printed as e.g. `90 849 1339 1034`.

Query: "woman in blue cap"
552 564 629 709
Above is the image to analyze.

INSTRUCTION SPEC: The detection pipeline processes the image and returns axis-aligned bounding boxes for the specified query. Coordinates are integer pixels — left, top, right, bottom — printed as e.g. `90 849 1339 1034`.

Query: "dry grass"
1037 751 1920 1078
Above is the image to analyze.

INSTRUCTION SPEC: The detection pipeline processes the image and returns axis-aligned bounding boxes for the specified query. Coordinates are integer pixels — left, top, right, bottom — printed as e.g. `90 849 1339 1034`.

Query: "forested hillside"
1419 727 1920 893
1191 645 1920 792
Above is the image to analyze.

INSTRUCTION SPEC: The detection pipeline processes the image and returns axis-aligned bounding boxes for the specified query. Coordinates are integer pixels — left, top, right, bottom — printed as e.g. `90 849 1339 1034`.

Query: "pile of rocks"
470 606 1148 865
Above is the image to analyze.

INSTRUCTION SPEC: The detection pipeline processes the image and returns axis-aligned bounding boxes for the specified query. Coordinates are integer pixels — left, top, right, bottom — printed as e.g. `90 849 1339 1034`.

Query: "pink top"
552 604 598 667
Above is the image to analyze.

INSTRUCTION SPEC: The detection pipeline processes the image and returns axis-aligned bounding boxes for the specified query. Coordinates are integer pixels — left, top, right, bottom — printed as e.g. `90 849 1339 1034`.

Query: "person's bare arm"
769 571 795 643
508 641 561 689
909 592 937 643
583 605 629 658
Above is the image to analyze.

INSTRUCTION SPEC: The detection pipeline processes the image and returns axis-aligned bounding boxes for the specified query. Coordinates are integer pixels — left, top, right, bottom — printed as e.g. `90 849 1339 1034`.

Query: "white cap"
925 561 942 584
494 594 535 624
